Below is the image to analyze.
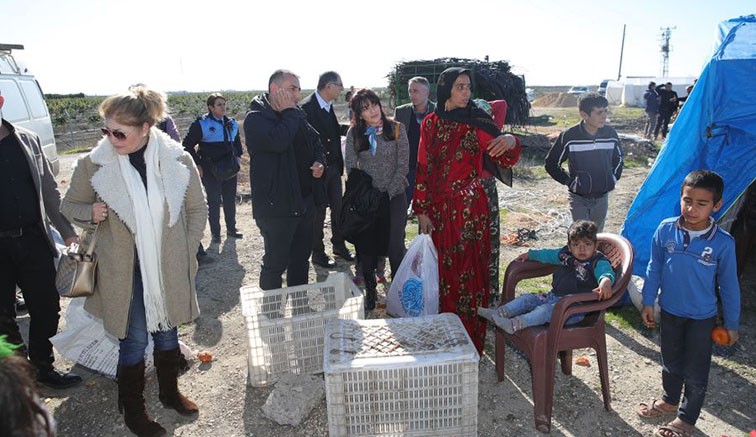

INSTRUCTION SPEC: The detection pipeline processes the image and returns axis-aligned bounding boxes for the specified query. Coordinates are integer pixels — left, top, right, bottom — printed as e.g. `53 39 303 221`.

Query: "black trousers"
256 195 316 290
202 172 237 238
312 169 345 254
360 193 408 283
0 227 59 372
654 111 674 139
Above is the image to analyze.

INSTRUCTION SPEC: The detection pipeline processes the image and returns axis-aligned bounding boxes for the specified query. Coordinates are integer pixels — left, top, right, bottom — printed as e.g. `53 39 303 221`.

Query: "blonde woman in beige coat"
61 86 207 437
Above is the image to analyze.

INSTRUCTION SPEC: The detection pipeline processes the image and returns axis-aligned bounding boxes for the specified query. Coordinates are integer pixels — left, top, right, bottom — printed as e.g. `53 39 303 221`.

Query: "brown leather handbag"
55 224 99 298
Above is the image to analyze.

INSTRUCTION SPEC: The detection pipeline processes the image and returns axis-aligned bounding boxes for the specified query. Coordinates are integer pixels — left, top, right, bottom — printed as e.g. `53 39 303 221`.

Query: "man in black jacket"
0 91 82 389
244 70 326 290
653 82 679 141
302 71 354 267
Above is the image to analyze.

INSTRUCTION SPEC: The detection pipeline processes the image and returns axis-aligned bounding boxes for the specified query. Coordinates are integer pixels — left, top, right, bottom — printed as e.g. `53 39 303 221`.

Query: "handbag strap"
80 223 100 257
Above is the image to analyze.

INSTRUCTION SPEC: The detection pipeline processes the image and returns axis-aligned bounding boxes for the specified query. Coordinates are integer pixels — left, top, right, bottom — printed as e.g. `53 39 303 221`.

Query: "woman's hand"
486 134 517 157
311 161 324 178
92 202 108 223
418 214 434 234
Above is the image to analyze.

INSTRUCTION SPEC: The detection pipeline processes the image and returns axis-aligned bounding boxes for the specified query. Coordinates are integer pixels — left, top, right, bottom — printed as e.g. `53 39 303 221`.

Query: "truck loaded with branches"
387 57 530 127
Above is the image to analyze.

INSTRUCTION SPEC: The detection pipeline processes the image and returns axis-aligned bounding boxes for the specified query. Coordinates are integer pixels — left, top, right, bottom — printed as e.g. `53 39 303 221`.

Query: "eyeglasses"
101 127 133 140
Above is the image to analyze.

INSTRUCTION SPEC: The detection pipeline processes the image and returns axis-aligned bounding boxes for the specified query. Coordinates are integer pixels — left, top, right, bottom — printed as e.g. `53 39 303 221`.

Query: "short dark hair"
268 69 298 90
682 170 724 203
578 93 608 114
648 81 656 89
567 220 598 244
317 71 341 90
206 93 225 108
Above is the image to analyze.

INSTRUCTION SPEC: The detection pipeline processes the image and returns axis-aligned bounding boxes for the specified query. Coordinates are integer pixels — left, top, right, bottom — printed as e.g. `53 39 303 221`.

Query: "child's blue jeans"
119 268 178 366
660 310 716 426
500 292 586 329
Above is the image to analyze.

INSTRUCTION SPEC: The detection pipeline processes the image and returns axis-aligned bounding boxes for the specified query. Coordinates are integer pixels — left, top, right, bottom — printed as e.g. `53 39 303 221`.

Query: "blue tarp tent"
622 15 756 277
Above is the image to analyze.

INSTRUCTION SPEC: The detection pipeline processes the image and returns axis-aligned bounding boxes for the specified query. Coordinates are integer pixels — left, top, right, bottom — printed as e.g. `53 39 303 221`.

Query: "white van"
0 44 59 175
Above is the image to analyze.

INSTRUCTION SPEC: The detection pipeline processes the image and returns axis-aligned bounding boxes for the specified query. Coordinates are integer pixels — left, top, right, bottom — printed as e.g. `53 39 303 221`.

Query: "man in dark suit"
302 71 353 267
393 76 435 208
0 90 82 389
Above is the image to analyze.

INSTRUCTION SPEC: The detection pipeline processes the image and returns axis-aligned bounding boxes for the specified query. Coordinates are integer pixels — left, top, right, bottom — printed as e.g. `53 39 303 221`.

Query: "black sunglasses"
101 127 130 140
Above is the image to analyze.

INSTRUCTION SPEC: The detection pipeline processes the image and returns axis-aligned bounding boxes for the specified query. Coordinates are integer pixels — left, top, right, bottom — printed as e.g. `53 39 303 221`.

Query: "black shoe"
332 244 354 261
227 230 243 239
211 235 221 244
311 252 336 268
37 369 83 389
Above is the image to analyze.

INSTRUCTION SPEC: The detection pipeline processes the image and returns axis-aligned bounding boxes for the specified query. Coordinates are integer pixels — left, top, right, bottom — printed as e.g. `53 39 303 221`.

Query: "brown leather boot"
117 361 166 437
154 348 199 416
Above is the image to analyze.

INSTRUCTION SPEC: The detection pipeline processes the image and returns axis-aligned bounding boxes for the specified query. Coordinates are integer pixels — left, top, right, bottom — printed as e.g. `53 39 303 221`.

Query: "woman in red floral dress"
413 68 521 353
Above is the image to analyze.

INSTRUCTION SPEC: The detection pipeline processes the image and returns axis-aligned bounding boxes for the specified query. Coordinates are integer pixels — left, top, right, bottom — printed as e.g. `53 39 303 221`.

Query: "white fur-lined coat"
61 128 208 338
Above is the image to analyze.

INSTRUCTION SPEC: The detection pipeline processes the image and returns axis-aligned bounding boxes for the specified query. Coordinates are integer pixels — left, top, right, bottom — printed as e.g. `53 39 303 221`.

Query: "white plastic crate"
241 272 363 387
324 313 479 436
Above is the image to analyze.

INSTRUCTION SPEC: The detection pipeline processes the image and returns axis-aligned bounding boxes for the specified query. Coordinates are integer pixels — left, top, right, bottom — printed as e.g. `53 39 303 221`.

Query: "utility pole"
660 27 675 77
617 24 626 81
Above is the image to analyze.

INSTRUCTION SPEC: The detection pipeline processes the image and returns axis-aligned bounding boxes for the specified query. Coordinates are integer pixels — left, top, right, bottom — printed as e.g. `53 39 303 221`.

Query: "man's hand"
486 134 517 157
270 87 296 112
92 202 108 224
726 329 739 347
641 305 656 328
418 214 434 234
311 162 324 178
593 277 613 301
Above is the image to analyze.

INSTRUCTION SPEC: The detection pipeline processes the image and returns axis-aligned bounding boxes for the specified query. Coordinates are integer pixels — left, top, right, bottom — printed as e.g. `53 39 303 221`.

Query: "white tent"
605 76 696 107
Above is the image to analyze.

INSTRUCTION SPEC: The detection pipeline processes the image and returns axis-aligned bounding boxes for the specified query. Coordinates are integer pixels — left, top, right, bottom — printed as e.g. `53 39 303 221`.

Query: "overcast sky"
3 0 753 94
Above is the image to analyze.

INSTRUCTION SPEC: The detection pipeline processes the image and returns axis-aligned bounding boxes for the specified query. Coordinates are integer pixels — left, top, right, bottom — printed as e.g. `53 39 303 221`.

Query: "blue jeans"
660 310 716 426
119 268 178 366
500 292 585 329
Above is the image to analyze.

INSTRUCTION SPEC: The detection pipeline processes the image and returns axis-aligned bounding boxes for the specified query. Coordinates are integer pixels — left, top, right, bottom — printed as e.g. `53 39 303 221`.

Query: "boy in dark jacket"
545 93 623 231
643 81 660 139
478 220 614 333
638 170 740 437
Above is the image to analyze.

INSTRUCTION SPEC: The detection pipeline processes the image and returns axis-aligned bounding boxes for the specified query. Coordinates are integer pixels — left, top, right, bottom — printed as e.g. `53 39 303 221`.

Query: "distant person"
545 93 623 232
61 86 206 435
0 89 82 390
638 170 740 437
302 71 354 267
677 84 695 108
183 93 244 244
345 86 355 120
393 76 436 208
345 89 409 311
478 220 614 332
245 69 326 290
0 336 56 436
654 82 679 141
643 81 659 139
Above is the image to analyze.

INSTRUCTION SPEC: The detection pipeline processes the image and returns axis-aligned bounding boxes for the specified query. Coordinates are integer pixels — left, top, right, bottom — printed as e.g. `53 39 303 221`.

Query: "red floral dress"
413 114 521 353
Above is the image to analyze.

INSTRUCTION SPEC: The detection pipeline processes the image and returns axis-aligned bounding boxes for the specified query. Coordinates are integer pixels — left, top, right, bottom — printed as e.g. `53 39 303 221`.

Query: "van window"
0 79 29 122
19 81 48 118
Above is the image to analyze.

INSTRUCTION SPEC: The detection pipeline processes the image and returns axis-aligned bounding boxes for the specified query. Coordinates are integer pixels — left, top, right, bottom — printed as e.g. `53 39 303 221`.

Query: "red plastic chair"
494 233 634 433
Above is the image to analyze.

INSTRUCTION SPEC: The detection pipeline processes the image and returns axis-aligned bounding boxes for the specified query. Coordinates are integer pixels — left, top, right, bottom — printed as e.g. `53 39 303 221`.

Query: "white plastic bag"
51 298 193 378
387 234 439 317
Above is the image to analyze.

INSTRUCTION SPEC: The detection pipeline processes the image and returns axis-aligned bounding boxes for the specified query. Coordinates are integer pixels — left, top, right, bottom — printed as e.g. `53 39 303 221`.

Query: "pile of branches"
387 57 530 127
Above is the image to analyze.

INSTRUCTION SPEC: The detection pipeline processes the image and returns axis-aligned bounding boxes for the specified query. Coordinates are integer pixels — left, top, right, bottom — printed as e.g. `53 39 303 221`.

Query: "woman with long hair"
61 86 207 436
345 89 409 311
414 68 521 353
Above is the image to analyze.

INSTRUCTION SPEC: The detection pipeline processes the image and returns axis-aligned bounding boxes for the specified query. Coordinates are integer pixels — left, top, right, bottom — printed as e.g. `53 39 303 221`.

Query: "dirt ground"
30 106 755 437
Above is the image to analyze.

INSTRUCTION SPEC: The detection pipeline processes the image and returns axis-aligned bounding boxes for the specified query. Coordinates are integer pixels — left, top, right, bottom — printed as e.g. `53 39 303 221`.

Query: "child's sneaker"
492 315 521 334
477 306 510 322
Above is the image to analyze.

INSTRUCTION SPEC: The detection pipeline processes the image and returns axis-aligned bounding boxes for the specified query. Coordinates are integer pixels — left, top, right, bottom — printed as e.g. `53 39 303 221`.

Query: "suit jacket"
393 101 436 133
302 92 344 176
2 119 76 253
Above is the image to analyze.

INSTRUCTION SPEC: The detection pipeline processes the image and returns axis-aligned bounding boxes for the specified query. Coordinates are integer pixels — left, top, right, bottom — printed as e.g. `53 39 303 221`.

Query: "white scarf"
117 139 171 332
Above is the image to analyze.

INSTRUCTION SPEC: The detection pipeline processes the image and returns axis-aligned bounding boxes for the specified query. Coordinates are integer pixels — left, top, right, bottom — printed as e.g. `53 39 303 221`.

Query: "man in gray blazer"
393 76 435 207
0 90 82 389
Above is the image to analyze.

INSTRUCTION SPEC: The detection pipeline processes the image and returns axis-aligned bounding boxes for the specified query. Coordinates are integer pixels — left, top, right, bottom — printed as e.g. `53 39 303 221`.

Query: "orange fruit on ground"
710 326 730 345
198 351 213 363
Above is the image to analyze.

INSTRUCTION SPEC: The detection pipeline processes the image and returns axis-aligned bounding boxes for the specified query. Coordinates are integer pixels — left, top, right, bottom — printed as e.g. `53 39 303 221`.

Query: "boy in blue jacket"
638 170 740 437
477 220 615 333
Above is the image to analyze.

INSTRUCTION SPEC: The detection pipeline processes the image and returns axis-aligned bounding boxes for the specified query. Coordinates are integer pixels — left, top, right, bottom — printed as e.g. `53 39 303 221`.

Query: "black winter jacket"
244 94 326 218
